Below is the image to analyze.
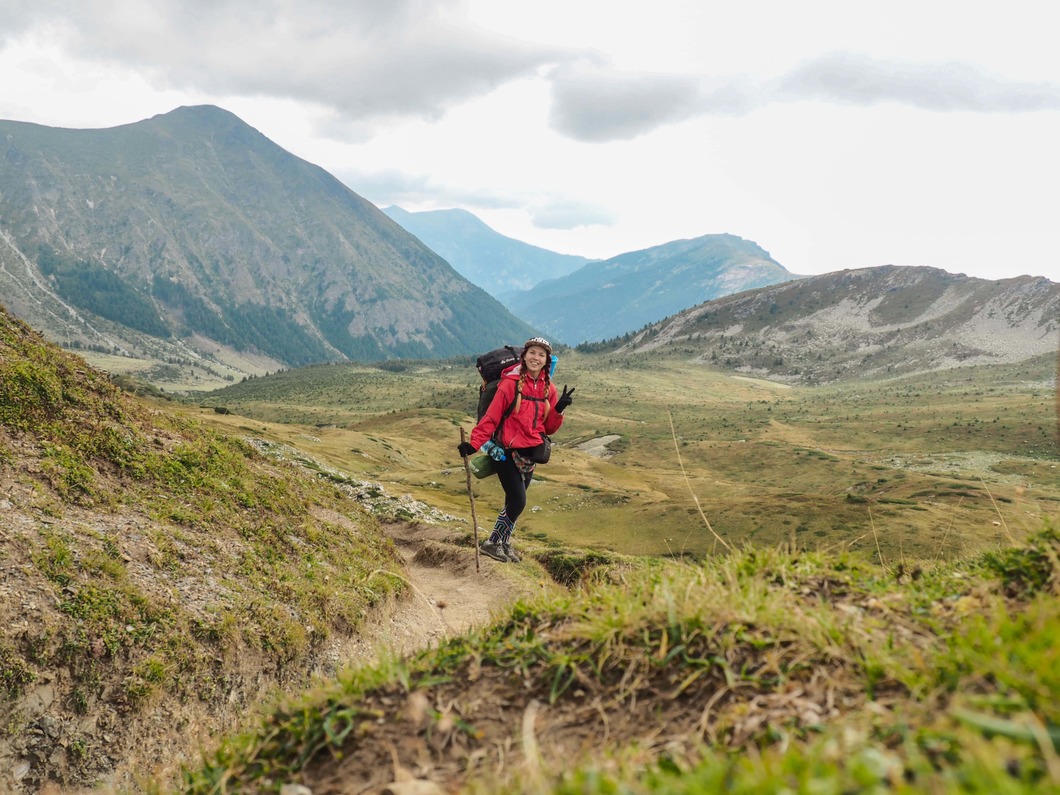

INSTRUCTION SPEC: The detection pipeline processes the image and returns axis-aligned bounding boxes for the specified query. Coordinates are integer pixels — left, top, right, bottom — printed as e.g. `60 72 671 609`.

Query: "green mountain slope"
502 233 795 344
382 205 592 296
0 106 534 382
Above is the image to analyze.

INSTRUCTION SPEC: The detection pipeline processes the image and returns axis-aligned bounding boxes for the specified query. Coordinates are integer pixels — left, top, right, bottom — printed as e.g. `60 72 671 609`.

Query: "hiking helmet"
523 336 552 355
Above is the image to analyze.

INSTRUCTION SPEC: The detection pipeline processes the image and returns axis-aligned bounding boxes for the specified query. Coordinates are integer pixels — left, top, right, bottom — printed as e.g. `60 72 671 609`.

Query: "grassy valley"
195 350 1058 564
180 346 1060 794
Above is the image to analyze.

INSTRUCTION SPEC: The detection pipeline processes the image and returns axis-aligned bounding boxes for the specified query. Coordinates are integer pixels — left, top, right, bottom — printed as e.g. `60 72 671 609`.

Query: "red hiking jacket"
471 366 564 451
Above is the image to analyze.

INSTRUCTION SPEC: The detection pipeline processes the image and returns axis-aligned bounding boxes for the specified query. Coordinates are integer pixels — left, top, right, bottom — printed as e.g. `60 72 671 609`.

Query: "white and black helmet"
522 336 552 355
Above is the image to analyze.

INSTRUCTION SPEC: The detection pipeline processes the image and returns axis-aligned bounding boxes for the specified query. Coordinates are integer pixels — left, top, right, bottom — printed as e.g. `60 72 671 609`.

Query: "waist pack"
524 435 552 465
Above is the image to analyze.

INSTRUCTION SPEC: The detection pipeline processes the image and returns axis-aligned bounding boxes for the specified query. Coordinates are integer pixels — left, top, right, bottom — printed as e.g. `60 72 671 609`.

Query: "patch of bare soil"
572 435 621 460
333 521 540 667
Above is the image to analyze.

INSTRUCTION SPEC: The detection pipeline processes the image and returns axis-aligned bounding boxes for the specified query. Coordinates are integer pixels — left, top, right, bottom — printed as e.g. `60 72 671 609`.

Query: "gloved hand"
457 441 476 458
481 440 507 461
555 385 576 414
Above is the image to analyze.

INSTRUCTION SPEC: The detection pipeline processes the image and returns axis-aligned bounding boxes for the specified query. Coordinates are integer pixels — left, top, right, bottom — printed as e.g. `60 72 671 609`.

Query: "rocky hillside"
622 265 1059 384
502 233 795 344
0 106 533 384
383 206 592 297
0 303 439 791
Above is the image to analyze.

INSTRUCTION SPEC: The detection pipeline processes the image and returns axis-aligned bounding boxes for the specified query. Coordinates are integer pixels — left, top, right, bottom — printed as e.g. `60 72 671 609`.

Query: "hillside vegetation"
185 531 1060 793
0 305 419 790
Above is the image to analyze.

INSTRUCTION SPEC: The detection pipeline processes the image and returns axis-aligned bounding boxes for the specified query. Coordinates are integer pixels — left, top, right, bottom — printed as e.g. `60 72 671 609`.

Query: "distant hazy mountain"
382 206 592 297
502 233 795 344
620 265 1059 384
0 106 533 379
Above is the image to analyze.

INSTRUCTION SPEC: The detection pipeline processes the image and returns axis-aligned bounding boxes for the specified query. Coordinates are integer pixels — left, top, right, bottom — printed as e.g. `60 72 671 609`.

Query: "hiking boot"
479 541 510 563
502 543 521 563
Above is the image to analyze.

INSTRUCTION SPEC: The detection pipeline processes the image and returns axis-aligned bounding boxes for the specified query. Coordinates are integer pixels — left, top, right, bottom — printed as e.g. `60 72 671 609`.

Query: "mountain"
382 206 592 296
620 265 1059 384
0 106 534 384
501 233 795 344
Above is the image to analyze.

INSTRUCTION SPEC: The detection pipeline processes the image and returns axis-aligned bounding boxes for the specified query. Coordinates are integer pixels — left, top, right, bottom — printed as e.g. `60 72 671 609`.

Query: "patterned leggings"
487 452 534 544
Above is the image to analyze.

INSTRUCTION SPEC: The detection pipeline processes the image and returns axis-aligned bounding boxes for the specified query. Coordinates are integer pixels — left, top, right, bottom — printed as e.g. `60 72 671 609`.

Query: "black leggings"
494 456 534 522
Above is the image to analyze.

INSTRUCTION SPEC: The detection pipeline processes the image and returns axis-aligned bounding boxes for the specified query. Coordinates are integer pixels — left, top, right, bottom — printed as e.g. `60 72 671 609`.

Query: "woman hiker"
457 337 575 563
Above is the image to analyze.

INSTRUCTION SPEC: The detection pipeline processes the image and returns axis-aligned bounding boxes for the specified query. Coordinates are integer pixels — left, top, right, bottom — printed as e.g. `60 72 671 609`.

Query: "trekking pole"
460 427 481 572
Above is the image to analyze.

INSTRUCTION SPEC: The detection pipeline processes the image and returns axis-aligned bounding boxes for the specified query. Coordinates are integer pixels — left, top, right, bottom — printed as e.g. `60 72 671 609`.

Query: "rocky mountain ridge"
503 233 796 344
623 265 1058 384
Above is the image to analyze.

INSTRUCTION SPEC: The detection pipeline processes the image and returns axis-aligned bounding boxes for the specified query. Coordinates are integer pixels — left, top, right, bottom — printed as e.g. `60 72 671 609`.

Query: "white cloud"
776 52 1060 112
546 53 1060 143
530 200 616 230
2 0 576 131
548 61 707 142
337 167 521 212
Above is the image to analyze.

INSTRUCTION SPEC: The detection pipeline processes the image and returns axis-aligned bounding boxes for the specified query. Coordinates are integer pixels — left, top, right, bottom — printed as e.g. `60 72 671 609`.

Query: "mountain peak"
507 233 794 344
0 107 534 386
154 104 236 120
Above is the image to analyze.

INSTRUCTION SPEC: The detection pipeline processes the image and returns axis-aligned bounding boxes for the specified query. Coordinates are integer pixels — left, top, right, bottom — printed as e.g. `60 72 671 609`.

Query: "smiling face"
522 344 549 376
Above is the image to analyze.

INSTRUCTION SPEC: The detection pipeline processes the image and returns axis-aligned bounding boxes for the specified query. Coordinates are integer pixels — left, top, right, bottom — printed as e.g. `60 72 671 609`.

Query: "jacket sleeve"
470 379 516 449
543 383 565 435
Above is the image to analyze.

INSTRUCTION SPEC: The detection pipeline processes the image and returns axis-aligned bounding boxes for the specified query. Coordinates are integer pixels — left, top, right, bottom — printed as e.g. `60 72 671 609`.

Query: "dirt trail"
337 520 538 667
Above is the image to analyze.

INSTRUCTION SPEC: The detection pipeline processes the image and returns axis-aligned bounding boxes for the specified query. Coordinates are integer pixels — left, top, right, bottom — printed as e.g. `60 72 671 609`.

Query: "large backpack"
475 345 522 420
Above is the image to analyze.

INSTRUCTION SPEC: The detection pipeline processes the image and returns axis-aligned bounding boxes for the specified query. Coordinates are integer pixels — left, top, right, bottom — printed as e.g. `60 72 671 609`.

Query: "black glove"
457 441 476 457
555 385 575 414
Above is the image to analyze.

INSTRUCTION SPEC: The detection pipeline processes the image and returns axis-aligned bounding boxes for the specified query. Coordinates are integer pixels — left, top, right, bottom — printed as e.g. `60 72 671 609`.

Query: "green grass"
0 305 409 773
181 529 1060 794
191 350 1059 563
5 299 1058 791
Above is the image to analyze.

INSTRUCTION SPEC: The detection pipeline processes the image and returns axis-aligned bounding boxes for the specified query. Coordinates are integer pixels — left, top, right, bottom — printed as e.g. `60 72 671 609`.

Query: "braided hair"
512 350 553 417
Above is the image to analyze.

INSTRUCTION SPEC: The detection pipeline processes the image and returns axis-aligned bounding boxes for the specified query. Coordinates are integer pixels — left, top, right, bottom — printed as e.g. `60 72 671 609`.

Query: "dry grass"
190 351 1060 563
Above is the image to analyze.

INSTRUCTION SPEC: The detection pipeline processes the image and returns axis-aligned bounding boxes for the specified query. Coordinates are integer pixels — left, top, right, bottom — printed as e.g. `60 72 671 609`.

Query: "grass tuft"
180 538 1060 793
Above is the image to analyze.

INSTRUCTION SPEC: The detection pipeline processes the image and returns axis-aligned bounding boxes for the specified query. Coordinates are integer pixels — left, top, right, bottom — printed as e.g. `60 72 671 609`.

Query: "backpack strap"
492 386 519 446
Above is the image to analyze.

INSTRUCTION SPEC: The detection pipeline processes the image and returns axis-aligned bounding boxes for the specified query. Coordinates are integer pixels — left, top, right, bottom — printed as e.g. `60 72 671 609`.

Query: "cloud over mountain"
776 52 1060 113
5 2 1057 147
0 0 569 130
549 53 1060 142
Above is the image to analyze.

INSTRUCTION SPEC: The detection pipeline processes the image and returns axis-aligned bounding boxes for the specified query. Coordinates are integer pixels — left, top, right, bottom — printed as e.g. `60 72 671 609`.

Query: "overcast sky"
1 0 1058 283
